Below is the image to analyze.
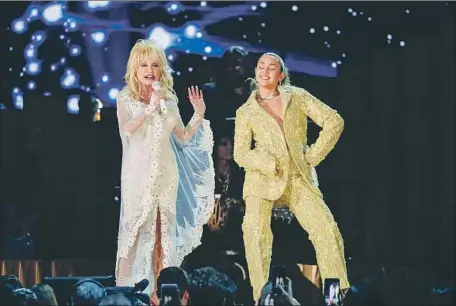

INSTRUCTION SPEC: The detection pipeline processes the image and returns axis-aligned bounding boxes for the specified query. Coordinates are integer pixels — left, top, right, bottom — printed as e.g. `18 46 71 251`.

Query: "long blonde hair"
248 52 292 93
124 39 177 102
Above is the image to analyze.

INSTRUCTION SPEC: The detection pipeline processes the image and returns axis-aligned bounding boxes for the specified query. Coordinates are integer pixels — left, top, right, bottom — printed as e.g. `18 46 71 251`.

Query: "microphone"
152 81 167 114
132 279 149 293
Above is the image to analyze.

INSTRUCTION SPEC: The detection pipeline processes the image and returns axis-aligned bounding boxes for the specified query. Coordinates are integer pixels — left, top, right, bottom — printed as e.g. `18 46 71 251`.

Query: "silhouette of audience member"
188 267 237 306
30 284 58 306
70 278 107 306
12 288 38 306
203 46 253 121
157 267 190 306
98 293 133 306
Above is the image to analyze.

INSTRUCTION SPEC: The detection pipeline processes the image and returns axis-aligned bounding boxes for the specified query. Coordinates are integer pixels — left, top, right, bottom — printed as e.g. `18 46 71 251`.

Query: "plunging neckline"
257 96 285 130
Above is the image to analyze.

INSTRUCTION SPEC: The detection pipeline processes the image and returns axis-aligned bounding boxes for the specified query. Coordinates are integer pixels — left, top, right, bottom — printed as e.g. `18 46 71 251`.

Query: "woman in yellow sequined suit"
233 52 350 302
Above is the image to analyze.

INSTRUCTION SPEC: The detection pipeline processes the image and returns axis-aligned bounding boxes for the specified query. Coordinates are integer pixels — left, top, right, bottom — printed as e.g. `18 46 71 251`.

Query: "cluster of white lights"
386 34 406 47
7 1 422 110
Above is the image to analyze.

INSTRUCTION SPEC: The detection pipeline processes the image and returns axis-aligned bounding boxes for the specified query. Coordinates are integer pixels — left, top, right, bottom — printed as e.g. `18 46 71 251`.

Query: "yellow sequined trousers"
242 157 349 302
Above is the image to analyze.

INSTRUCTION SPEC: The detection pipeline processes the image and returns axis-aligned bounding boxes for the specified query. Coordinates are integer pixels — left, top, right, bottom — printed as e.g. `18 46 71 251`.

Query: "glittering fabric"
233 86 349 302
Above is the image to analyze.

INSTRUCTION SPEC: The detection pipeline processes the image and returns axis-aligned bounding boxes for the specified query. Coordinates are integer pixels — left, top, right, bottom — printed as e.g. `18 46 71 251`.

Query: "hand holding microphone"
152 81 167 114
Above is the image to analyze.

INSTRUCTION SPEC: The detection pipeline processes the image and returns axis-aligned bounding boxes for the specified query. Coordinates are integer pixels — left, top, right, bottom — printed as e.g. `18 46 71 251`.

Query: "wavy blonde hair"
124 39 177 102
248 52 292 93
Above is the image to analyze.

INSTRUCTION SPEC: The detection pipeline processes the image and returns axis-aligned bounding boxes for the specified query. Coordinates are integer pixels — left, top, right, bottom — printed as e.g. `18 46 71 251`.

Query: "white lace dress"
115 89 215 293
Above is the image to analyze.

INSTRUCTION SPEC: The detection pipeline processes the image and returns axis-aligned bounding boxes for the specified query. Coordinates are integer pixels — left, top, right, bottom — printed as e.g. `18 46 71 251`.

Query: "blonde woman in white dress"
115 39 215 302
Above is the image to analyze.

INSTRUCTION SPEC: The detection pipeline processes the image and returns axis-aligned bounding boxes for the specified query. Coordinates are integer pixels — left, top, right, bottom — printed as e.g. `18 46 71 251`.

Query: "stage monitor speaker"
43 275 115 305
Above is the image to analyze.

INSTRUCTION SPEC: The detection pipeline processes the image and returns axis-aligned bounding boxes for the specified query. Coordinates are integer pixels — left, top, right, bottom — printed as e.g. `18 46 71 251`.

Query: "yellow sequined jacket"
233 86 344 201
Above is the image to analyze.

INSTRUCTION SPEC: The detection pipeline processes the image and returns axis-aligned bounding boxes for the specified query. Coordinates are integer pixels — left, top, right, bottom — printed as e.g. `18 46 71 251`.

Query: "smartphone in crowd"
324 278 341 306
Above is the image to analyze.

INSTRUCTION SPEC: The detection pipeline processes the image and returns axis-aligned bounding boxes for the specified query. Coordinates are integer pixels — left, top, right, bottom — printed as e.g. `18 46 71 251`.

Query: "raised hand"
188 86 206 115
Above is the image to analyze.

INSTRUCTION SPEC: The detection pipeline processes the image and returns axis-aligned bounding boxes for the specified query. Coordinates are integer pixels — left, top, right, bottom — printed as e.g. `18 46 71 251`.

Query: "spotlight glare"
67 95 80 114
12 19 27 34
292 5 298 11
148 26 174 49
184 24 198 38
108 88 120 100
42 3 64 24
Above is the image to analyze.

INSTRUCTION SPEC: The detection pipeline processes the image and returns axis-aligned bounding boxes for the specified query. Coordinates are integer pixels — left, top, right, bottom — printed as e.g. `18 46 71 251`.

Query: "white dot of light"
242 34 247 39
12 19 27 34
336 29 341 35
42 3 63 24
185 50 190 54
337 60 342 65
70 45 81 56
14 93 24 110
148 26 174 49
184 24 198 38
27 61 41 75
310 28 315 34
25 44 36 58
260 2 267 8
100 74 109 83
251 5 257 11
176 71 181 76
30 8 39 17
360 12 364 15
202 56 207 60
67 95 80 114
368 17 372 21
12 87 24 110
68 20 77 30
168 54 174 61
196 31 203 38
34 32 45 43
59 34 65 40
342 53 346 58
258 32 261 36
50 64 57 71
61 68 79 89
292 5 298 11
204 46 212 53
331 62 337 68
91 31 106 44
20 72 24 77
108 88 119 100
170 3 179 11
323 26 329 32
9 47 13 51
258 39 262 43
86 1 111 10
400 41 405 47
27 81 36 90
188 67 193 72
348 8 353 13
352 11 357 16
60 57 66 64
238 17 243 21
387 40 391 44
405 9 410 14
200 1 207 7
261 22 266 27
9 68 12 72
